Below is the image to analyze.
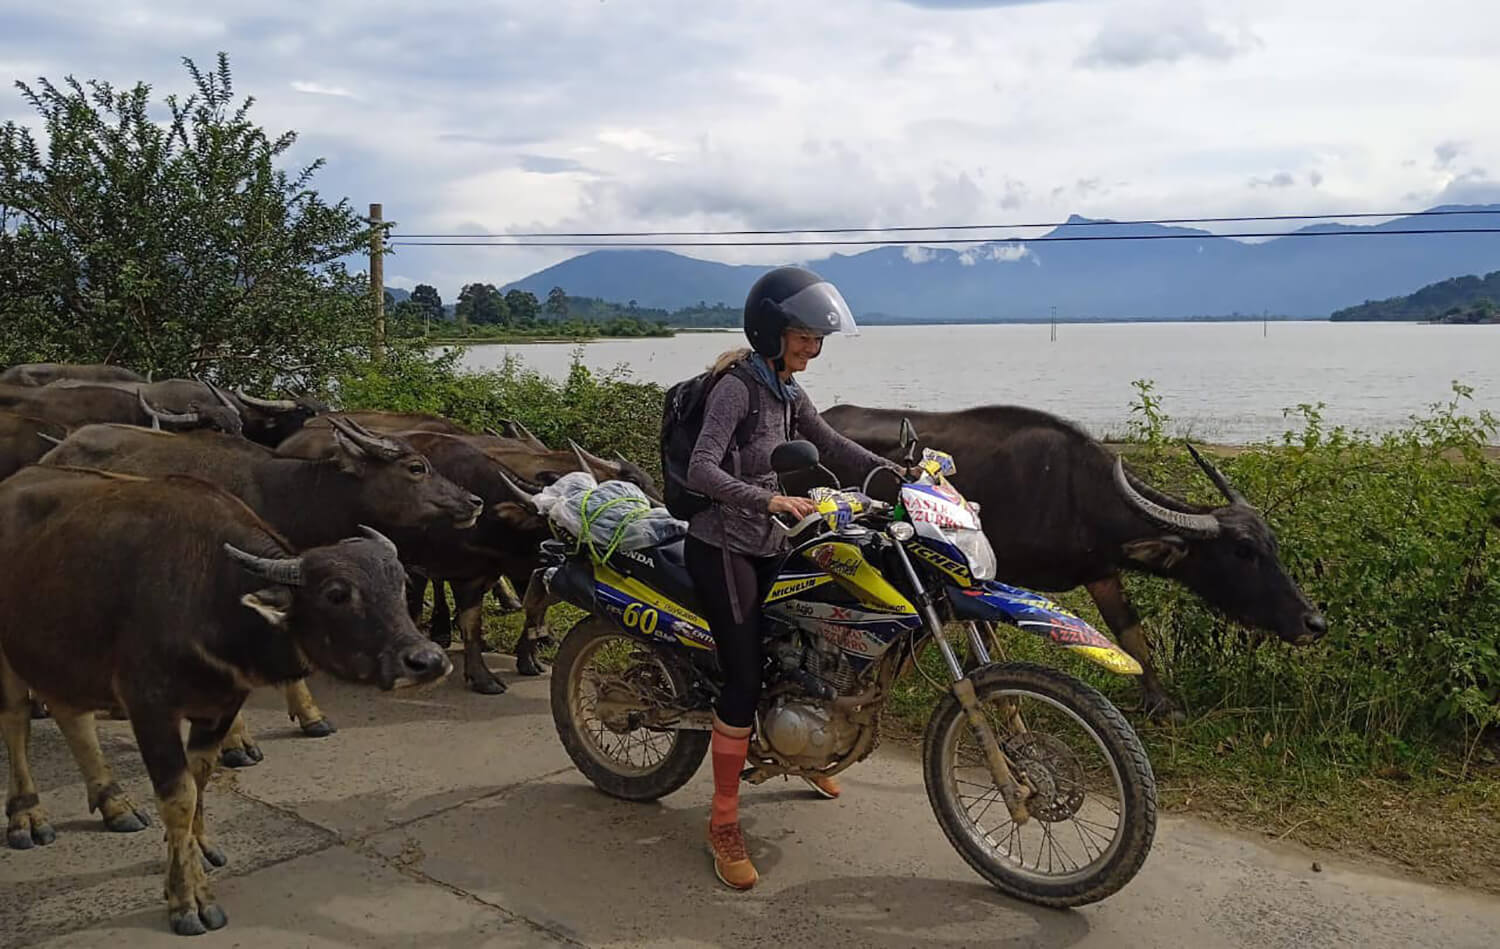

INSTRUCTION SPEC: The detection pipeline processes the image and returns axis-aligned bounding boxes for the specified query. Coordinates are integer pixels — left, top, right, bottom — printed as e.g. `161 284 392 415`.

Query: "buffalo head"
226 526 450 690
234 388 326 447
326 417 484 531
1114 444 1327 646
137 387 243 437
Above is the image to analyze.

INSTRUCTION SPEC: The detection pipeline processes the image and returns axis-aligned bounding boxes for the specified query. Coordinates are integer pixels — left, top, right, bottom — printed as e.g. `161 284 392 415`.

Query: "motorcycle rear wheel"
922 661 1156 907
551 616 710 801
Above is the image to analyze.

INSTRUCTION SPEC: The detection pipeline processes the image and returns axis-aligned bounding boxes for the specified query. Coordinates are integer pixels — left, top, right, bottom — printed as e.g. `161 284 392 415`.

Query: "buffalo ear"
1122 536 1190 570
330 428 369 474
241 587 293 626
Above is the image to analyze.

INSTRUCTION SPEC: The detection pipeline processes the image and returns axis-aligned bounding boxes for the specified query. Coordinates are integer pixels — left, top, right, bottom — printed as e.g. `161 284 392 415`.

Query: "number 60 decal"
622 602 660 635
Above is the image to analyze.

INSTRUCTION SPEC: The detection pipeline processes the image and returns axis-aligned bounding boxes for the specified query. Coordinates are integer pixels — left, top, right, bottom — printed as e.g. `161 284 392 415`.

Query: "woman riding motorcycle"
685 265 902 890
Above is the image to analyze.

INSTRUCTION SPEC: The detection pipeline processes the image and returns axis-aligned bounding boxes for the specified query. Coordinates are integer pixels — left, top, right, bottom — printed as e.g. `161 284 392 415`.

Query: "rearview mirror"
771 439 820 475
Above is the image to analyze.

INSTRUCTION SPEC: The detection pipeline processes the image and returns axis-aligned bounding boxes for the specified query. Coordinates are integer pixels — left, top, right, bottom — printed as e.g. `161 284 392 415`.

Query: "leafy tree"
504 289 540 325
410 283 443 321
455 282 508 326
546 285 569 321
0 53 379 389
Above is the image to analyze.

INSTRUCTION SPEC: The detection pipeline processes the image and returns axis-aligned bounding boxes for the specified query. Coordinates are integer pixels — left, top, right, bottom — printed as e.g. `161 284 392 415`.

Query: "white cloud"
2 0 1497 299
290 80 356 98
903 245 936 263
988 242 1032 262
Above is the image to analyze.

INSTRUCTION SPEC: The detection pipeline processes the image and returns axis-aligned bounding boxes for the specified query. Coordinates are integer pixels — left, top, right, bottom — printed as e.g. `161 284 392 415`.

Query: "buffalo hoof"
105 809 152 834
300 718 337 738
200 844 228 869
170 904 227 936
7 820 56 850
29 697 48 719
516 653 547 677
467 673 508 695
219 746 259 769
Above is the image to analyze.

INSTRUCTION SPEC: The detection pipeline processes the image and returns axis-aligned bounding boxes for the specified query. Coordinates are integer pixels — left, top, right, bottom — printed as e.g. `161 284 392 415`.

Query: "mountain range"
495 204 1500 322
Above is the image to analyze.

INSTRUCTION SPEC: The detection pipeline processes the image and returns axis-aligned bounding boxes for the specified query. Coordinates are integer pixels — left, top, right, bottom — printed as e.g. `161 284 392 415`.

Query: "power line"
389 207 1500 240
392 226 1500 249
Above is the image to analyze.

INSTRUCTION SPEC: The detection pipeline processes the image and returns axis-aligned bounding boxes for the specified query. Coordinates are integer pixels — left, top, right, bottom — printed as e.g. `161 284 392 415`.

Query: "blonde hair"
710 347 752 374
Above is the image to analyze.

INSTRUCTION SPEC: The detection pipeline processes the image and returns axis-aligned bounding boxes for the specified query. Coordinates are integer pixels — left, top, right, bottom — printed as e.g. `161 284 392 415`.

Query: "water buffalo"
0 411 68 480
0 362 145 386
230 389 329 447
40 417 483 766
0 382 241 436
386 431 659 658
277 426 568 694
43 378 246 438
820 403 1327 720
0 464 449 935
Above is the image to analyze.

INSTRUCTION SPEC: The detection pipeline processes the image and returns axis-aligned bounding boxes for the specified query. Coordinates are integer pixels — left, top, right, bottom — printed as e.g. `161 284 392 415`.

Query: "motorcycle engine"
762 627 865 769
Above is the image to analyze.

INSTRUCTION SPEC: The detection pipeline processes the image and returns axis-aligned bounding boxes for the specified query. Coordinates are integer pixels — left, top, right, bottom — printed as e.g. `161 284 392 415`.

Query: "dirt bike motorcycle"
530 425 1157 907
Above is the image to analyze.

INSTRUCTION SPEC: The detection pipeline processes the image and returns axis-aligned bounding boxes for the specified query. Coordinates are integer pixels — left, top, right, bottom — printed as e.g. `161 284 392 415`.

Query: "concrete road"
5 652 1499 948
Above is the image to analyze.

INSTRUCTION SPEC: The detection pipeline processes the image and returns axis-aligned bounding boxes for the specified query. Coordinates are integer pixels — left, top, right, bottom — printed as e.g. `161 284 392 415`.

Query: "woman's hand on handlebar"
769 495 818 519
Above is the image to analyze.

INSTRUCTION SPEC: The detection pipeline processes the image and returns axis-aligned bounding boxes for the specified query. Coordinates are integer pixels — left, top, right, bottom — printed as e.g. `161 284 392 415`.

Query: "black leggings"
684 535 779 729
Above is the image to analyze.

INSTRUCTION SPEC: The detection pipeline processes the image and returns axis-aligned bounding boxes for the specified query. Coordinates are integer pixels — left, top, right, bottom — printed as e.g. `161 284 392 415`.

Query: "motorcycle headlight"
949 527 997 581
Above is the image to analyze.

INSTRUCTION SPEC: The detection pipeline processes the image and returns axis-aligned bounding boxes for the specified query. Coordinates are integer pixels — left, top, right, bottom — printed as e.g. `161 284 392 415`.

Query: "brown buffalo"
40 417 483 766
0 465 450 935
0 382 241 436
0 411 68 481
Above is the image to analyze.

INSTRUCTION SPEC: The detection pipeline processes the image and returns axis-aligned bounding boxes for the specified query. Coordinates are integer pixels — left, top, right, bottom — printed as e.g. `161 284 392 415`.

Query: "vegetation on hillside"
1331 269 1500 322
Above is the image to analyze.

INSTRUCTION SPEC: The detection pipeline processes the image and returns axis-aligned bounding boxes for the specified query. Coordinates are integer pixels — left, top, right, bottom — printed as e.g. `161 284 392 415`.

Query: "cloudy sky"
3 0 1497 300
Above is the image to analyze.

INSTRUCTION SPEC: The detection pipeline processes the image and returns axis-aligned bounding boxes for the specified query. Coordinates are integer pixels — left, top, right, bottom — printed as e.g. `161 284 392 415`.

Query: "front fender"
945 582 1143 676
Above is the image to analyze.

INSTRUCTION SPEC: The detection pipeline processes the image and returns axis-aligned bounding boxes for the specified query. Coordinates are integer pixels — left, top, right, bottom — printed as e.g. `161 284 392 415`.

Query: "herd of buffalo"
0 359 1326 936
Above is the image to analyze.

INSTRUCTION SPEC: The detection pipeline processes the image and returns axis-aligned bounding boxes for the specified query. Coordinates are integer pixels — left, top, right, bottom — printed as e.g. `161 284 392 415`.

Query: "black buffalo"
821 403 1327 719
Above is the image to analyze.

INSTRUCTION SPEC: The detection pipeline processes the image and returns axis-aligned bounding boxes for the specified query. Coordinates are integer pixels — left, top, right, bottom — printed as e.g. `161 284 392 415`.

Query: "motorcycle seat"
606 537 705 618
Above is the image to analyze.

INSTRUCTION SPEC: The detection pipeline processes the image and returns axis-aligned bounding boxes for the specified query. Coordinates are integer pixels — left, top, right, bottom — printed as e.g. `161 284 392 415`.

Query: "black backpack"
660 359 775 521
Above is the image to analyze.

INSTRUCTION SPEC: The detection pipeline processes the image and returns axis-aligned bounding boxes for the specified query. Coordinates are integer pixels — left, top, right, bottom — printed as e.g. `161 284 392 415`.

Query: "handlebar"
771 497 892 539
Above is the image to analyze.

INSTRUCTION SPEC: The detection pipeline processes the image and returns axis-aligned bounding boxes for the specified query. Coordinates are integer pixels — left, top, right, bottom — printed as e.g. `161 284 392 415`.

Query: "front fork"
891 542 1033 824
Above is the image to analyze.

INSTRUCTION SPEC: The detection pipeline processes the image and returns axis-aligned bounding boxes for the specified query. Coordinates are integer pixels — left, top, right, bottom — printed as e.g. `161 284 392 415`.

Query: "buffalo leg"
186 715 237 871
514 568 554 677
283 680 335 737
49 703 153 832
218 713 263 768
454 578 506 694
0 657 54 849
430 581 454 648
1085 575 1184 723
492 575 524 611
131 708 228 936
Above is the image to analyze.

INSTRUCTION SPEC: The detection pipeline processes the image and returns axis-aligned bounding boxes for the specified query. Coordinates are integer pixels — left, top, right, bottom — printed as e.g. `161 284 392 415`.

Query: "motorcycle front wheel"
550 616 711 801
922 661 1157 907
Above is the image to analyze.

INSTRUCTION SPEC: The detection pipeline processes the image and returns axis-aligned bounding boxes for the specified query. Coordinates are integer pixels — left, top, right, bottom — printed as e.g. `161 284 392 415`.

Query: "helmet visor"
774 282 859 338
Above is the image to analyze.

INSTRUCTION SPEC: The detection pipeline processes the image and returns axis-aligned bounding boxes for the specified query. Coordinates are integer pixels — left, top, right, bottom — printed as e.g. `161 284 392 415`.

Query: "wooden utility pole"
369 202 385 361
1050 305 1058 342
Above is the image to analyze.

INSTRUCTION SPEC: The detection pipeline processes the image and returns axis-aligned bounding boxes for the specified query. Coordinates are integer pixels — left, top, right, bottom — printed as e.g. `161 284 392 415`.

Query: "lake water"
454 322 1500 444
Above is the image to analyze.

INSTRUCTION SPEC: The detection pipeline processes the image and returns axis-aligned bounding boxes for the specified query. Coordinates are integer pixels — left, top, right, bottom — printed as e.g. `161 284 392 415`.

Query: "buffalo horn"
1184 442 1247 506
567 438 594 474
234 388 298 410
223 543 305 586
495 468 541 511
358 524 402 560
138 390 198 425
1113 456 1220 538
206 381 242 416
509 418 543 447
327 415 404 459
